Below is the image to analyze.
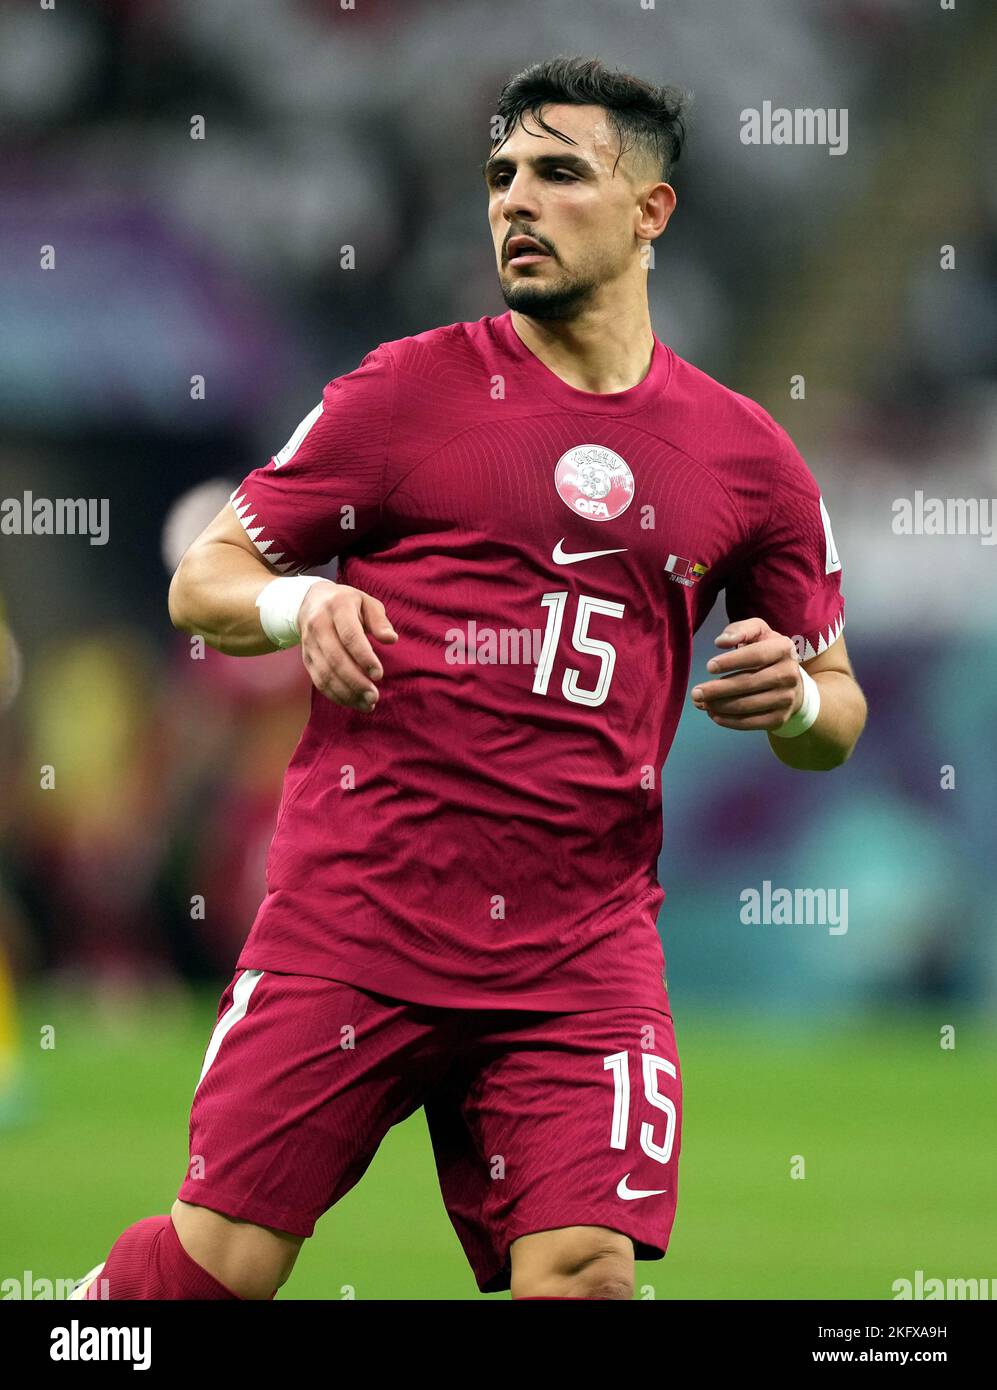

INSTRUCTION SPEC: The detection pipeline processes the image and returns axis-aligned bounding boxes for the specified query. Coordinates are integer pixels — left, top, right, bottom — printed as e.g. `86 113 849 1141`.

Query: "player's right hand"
297 580 398 712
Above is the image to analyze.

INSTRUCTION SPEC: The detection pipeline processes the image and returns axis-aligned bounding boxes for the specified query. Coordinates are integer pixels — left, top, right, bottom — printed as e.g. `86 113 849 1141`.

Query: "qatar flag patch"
554 445 635 522
664 554 710 587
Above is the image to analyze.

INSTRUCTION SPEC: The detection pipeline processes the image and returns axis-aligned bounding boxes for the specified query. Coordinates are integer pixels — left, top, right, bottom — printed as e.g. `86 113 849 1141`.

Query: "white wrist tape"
771 666 821 738
256 575 324 649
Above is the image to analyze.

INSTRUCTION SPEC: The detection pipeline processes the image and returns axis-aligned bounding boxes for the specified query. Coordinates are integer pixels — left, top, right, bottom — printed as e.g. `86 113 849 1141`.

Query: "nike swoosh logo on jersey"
616 1174 669 1201
552 539 628 565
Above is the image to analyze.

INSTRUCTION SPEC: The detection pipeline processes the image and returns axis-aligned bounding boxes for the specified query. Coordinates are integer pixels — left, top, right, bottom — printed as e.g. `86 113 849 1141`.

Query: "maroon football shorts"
177 969 682 1293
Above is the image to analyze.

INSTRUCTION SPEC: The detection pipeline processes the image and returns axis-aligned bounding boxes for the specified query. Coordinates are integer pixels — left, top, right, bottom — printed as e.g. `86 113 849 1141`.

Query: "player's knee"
170 1199 303 1301
564 1248 635 1300
511 1227 635 1300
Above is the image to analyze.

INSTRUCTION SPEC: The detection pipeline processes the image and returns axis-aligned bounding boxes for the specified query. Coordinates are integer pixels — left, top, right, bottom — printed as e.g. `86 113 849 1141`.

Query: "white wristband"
256 575 324 649
770 666 821 738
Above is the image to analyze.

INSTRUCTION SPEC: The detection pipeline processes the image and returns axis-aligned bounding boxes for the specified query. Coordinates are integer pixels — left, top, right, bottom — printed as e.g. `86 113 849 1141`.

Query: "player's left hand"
689 618 804 732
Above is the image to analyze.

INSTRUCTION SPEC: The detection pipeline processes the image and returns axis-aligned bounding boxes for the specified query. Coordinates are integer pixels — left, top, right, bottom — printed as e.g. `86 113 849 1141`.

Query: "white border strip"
274 401 323 469
196 969 264 1088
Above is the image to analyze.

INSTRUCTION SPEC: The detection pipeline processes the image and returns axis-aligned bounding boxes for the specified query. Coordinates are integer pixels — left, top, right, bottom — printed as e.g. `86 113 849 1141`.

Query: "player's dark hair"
492 55 690 183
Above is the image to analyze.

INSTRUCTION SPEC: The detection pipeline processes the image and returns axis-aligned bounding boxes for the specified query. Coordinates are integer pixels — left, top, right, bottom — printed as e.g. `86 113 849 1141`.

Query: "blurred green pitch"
4 991 995 1300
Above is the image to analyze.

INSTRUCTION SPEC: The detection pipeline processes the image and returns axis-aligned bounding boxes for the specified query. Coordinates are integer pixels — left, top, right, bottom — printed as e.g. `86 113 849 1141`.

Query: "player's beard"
498 260 603 322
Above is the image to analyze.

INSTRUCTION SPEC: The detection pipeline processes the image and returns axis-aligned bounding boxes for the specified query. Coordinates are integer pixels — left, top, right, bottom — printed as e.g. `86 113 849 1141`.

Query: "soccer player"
71 55 866 1302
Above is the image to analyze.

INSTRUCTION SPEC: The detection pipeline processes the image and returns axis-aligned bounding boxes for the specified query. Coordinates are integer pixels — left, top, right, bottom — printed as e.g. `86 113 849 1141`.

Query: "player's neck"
509 304 655 395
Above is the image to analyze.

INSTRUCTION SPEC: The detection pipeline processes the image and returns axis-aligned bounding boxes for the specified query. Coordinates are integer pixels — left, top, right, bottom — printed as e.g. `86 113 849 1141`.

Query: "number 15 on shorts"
604 1051 678 1164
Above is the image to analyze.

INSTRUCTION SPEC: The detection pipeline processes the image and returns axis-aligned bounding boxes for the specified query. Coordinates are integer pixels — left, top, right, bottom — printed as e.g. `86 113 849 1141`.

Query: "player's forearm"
767 671 867 771
168 539 278 655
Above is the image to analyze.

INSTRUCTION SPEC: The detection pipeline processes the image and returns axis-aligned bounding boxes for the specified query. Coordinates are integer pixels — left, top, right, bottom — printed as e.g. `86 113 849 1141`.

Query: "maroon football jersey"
228 311 845 1011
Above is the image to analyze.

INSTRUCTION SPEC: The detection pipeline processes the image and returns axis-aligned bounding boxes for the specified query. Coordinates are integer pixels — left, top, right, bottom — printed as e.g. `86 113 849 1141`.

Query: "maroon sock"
86 1214 244 1300
514 1296 590 1300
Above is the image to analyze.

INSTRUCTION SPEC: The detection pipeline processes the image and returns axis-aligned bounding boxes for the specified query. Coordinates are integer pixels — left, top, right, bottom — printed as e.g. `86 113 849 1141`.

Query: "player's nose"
501 173 541 217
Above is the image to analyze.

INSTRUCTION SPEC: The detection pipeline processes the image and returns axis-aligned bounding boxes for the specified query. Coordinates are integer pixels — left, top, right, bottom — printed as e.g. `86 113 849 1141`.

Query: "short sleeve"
229 342 395 573
724 431 846 660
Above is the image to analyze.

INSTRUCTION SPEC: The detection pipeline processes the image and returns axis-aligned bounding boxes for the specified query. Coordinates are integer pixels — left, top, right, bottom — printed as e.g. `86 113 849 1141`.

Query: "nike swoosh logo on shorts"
552 539 628 565
616 1173 668 1201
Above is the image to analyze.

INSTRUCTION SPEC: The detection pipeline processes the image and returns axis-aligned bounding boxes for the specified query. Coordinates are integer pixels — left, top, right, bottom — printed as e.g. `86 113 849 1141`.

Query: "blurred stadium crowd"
1 0 995 1029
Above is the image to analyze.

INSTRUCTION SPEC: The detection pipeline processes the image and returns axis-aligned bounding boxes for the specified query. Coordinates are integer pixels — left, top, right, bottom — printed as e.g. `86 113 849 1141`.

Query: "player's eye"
488 168 576 188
